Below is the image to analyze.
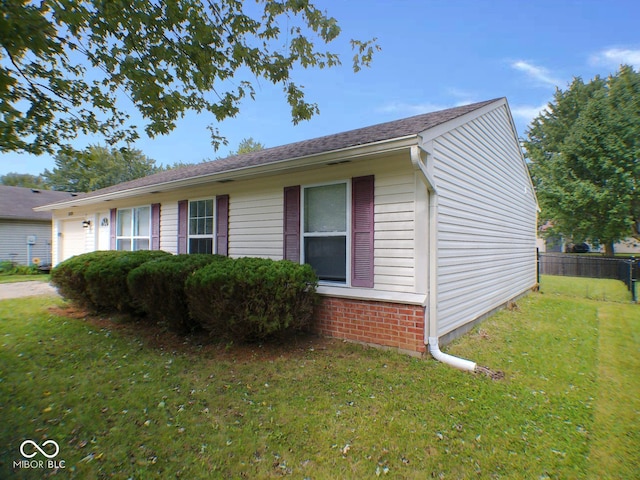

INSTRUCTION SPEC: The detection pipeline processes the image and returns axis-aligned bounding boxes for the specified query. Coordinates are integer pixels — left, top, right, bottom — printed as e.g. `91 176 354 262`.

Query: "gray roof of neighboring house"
40 98 502 208
0 186 76 221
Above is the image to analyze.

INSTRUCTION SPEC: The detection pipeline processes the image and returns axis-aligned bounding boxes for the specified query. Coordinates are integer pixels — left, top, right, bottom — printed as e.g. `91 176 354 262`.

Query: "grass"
587 302 640 478
0 276 638 479
0 274 50 284
539 274 633 303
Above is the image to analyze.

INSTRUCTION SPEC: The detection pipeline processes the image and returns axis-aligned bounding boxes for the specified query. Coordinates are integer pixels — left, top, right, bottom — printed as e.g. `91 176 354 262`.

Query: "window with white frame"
302 182 348 283
116 206 150 251
188 199 214 254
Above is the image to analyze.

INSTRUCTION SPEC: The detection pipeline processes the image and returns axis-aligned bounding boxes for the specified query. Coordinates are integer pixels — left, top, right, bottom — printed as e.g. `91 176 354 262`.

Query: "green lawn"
0 276 638 479
0 274 49 284
540 274 633 303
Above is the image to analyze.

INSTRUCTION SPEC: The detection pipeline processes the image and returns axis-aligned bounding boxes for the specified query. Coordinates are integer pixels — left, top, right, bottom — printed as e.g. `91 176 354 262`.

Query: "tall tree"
230 137 265 156
0 172 47 189
43 145 159 192
525 65 640 255
0 1 378 155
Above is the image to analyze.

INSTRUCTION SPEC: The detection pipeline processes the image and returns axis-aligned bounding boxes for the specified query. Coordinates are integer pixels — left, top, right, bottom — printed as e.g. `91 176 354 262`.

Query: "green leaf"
0 0 379 155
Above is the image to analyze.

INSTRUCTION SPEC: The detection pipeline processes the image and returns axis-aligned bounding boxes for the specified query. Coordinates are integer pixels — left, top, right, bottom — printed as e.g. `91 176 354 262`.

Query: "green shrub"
128 254 229 333
0 261 42 275
13 264 42 275
51 251 124 309
186 257 318 341
0 260 14 274
83 250 171 313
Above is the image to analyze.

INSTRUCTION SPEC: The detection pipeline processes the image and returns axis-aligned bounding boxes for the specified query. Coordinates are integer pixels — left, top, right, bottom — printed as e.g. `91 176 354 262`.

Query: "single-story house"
0 185 75 266
37 98 538 358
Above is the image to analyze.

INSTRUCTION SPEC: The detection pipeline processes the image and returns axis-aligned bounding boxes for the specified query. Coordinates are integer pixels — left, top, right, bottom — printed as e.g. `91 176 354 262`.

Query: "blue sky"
1 0 639 177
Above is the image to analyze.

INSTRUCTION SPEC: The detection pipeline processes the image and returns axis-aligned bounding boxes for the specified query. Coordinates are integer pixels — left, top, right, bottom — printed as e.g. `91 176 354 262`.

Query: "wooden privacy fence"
538 252 639 302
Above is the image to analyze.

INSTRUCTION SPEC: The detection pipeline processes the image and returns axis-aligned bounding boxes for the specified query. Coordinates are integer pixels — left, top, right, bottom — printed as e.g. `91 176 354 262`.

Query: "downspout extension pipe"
411 145 477 373
428 337 476 372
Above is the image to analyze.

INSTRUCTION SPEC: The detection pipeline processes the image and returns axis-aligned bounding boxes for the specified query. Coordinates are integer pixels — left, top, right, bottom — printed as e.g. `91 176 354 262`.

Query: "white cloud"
510 103 549 123
446 88 478 105
591 48 640 68
377 101 451 116
511 60 562 87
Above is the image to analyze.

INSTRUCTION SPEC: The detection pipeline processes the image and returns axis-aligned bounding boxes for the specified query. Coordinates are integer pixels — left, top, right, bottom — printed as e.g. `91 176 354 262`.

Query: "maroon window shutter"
283 186 300 262
151 203 161 250
177 200 188 254
216 195 229 256
109 208 117 250
351 175 375 288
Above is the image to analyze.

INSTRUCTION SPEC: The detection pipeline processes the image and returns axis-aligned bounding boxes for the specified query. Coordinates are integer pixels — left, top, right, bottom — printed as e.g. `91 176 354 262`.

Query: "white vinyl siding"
160 202 178 253
374 171 416 292
48 155 423 299
229 189 283 259
432 105 537 337
84 220 95 253
225 156 418 294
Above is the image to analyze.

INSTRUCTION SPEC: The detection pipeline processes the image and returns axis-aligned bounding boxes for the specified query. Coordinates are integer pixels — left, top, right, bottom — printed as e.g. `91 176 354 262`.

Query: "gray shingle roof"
0 186 76 220
41 98 501 207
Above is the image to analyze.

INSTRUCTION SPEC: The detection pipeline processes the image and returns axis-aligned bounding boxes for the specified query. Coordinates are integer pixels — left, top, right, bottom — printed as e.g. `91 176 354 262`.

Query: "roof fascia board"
35 135 418 211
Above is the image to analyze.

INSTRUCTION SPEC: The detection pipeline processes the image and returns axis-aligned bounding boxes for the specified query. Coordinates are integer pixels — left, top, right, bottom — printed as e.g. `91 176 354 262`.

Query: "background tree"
0 172 48 189
43 145 159 192
0 1 378 156
525 65 640 255
230 137 265 156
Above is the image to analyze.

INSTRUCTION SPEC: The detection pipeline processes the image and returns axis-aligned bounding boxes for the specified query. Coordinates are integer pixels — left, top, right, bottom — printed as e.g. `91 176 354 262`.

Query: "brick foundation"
313 296 426 355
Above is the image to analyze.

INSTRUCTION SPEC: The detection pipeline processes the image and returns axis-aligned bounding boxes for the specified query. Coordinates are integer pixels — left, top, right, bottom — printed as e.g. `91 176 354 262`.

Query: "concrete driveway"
0 281 59 300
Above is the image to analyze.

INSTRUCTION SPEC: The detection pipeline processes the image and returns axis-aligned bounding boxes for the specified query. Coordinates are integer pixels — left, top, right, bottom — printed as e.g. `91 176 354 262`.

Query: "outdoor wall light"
82 220 91 228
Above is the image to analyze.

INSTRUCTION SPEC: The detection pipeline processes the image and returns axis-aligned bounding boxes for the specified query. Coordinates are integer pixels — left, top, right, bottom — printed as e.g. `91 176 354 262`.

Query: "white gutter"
411 145 476 372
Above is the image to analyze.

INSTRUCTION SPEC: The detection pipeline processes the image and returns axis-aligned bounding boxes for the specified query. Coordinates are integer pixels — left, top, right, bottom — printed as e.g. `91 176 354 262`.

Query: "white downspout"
427 337 476 372
411 146 476 372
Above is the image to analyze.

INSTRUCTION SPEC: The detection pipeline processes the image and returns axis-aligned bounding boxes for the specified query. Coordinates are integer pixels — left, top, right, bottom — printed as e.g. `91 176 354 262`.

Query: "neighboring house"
538 222 640 254
37 98 538 355
0 186 75 266
542 239 640 255
614 238 640 254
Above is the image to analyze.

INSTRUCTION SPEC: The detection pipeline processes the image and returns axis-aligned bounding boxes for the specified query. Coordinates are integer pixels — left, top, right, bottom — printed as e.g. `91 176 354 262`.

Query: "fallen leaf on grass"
79 453 94 463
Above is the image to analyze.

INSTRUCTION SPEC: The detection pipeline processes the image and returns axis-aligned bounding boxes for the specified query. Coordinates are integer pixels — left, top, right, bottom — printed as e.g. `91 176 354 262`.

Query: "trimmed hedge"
51 251 125 310
83 250 171 313
51 250 171 313
186 257 318 341
53 252 319 342
128 254 229 332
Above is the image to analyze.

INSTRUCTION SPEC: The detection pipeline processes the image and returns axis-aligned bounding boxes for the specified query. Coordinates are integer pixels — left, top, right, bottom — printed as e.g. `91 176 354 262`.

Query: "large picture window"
302 182 348 283
189 199 214 254
116 206 150 251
